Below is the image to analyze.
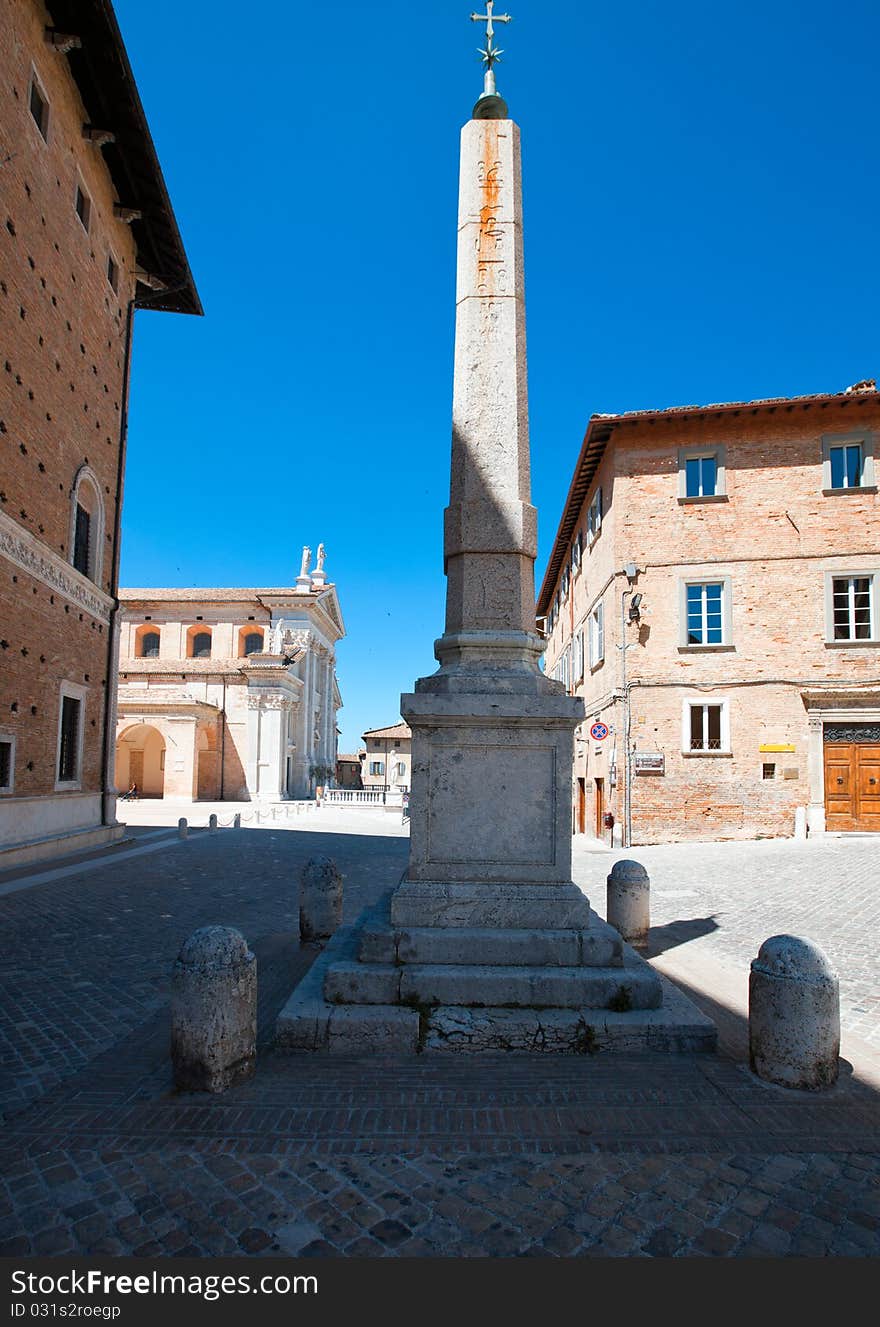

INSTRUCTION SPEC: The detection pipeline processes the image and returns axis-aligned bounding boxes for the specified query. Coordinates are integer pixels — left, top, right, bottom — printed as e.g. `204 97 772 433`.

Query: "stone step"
323 955 661 1011
358 918 623 968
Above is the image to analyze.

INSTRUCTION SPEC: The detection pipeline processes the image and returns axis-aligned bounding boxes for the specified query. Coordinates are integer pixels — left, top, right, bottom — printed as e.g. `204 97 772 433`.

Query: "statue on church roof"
299 545 311 580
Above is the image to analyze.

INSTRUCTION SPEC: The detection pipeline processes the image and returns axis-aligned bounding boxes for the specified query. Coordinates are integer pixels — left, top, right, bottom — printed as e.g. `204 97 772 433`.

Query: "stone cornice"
0 509 114 623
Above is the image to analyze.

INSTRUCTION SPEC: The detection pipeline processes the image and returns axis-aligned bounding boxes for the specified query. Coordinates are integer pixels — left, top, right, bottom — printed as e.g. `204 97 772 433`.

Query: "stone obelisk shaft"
441 118 538 656
401 112 584 905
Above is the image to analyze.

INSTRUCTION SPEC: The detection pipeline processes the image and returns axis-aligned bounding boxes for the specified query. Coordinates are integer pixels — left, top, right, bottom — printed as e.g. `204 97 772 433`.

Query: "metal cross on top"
471 2 512 70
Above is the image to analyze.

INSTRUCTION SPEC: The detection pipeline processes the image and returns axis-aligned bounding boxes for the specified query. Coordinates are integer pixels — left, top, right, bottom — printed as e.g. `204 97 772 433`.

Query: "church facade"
115 551 344 802
0 0 199 865
539 383 880 845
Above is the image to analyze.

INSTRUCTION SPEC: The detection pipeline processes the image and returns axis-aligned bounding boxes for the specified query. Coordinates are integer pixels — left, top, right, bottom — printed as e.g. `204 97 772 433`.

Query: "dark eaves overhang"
47 0 202 315
536 387 880 618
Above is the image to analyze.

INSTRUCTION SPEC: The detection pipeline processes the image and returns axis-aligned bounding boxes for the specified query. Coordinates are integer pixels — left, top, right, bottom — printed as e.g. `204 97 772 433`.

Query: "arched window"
69 465 105 585
137 630 160 658
191 632 212 659
243 632 264 656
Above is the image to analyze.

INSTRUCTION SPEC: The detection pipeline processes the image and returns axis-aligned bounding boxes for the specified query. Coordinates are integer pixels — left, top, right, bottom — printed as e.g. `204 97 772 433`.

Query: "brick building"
0 0 199 864
115 568 344 803
538 382 880 845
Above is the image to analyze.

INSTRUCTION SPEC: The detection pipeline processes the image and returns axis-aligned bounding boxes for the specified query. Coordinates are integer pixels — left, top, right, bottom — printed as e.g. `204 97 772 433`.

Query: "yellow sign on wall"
759 744 796 753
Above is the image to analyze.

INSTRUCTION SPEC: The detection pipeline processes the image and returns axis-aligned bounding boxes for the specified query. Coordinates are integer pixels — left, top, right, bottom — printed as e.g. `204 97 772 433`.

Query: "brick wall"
1 0 138 813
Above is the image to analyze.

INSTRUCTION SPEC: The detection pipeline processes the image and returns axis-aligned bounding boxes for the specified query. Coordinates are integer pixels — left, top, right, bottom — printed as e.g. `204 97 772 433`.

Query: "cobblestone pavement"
578 836 880 1051
0 814 878 1258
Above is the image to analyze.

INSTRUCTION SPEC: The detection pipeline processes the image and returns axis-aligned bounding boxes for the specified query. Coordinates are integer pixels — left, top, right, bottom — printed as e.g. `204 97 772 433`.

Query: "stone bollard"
178 817 188 840
171 926 257 1093
606 859 650 947
208 813 218 831
233 812 241 829
300 855 343 941
749 935 839 1090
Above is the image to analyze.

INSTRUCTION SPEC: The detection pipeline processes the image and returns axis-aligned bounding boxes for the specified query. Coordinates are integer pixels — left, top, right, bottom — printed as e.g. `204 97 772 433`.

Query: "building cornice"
0 510 114 623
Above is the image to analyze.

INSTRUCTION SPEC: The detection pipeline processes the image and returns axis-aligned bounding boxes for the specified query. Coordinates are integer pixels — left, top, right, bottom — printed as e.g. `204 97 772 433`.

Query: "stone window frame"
824 570 878 647
678 574 734 651
821 431 877 495
0 731 16 795
74 177 92 233
681 695 732 757
571 530 583 577
135 625 161 659
28 65 50 142
55 681 88 792
586 488 603 547
186 625 213 659
573 626 585 684
68 464 106 586
677 444 728 503
239 626 265 657
588 600 605 670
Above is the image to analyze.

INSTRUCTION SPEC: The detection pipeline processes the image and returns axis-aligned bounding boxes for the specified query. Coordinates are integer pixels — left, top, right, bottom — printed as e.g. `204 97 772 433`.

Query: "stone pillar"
749 935 839 1089
300 855 343 941
399 112 585 926
606 860 650 947
806 715 826 835
171 926 257 1092
177 817 188 839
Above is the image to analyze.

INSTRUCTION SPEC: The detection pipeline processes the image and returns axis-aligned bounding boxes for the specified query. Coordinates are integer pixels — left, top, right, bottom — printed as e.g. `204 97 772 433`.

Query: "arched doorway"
115 724 166 798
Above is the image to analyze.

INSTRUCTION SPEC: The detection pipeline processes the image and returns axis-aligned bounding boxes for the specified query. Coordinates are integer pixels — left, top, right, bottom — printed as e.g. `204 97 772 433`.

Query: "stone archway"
115 723 166 798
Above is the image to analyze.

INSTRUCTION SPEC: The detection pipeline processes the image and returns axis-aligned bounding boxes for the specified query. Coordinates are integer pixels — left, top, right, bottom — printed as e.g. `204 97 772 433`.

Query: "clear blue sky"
115 0 879 753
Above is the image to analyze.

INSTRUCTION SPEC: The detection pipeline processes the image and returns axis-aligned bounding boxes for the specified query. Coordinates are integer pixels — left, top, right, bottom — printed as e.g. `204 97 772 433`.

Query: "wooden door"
577 778 586 835
824 726 880 831
594 777 604 838
856 744 880 831
129 750 144 793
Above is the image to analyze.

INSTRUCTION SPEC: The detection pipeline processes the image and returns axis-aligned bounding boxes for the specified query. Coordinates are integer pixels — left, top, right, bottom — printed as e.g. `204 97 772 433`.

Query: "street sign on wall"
589 722 609 741
634 752 665 775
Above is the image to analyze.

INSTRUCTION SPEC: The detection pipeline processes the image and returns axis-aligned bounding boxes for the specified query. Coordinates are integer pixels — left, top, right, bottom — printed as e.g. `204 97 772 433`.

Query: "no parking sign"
590 722 609 741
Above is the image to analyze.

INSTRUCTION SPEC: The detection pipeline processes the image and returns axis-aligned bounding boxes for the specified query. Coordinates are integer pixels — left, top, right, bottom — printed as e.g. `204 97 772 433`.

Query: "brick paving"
582 835 880 1050
0 813 878 1258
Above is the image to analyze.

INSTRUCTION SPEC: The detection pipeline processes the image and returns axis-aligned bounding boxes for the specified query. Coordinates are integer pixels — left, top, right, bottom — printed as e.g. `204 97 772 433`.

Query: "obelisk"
398 6 588 928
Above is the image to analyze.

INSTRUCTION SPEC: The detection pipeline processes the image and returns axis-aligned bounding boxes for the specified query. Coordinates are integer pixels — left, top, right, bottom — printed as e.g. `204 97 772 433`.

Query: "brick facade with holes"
0 0 198 862
539 389 880 845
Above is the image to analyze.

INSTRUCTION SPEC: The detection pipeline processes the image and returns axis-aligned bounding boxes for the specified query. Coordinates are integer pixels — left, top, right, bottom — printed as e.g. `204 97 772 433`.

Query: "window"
57 690 84 785
561 565 570 599
370 760 384 776
587 489 602 544
75 183 91 232
0 736 14 793
72 504 91 575
681 578 732 647
395 762 406 778
29 73 49 140
191 632 212 659
243 632 264 656
679 447 726 499
829 574 875 642
588 601 604 668
762 763 776 780
574 627 585 683
140 631 160 659
69 465 104 585
822 432 876 493
683 700 729 753
107 253 119 292
571 532 582 575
